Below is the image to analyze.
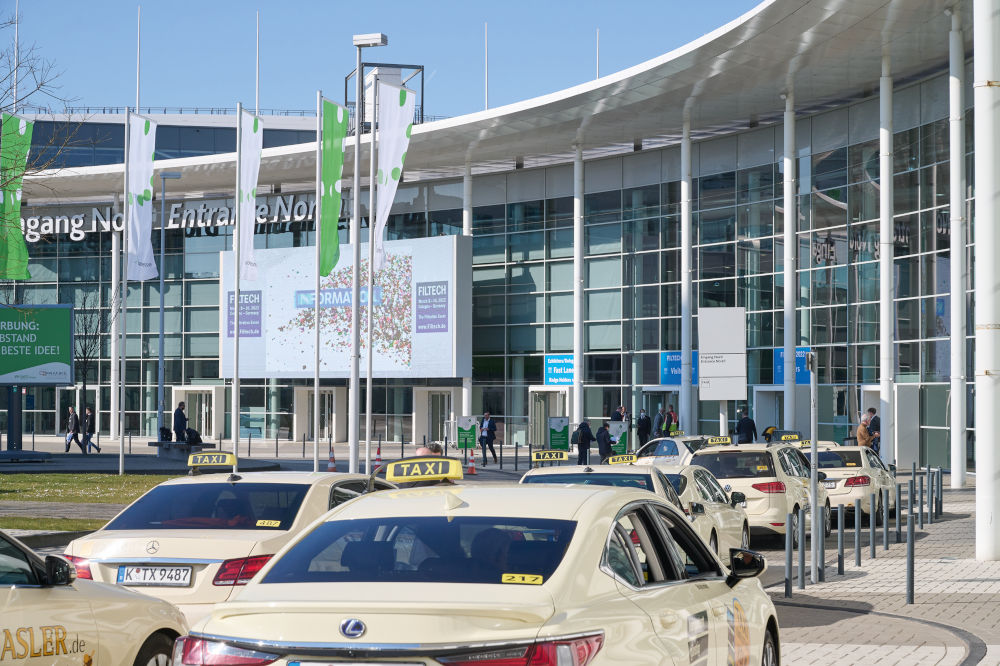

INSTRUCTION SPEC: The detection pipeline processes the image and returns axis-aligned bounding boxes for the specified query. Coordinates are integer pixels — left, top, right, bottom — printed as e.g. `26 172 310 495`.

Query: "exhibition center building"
4 0 996 478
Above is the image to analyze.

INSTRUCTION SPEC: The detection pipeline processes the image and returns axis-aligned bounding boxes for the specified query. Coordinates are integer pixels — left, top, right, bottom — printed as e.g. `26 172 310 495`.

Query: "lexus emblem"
145 540 159 554
339 618 366 639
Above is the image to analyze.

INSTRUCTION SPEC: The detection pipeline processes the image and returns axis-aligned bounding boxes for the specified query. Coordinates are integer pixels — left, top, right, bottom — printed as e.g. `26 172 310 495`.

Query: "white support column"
462 162 473 419
782 92 796 431
680 118 693 433
110 196 120 442
949 9 967 488
879 55 896 465
974 0 1000 561
572 146 584 424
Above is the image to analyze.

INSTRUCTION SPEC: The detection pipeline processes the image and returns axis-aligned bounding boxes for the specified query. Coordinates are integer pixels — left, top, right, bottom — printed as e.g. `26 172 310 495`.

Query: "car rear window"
522 472 653 491
262 517 576 585
807 451 864 468
663 473 687 496
103 483 309 531
692 452 775 479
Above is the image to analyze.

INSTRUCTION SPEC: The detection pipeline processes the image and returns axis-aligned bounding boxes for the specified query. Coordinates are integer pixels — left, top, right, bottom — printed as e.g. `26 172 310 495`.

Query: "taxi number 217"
501 573 543 585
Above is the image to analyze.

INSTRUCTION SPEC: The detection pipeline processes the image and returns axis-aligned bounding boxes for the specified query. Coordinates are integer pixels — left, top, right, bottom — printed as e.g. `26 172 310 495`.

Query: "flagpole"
136 6 141 111
349 47 362 474
365 77 377 474
119 109 130 476
233 103 242 473
313 91 322 473
255 12 260 115
13 0 18 112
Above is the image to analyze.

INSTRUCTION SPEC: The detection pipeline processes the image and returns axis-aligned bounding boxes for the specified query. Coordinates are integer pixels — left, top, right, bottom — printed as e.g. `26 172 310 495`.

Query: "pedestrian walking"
735 408 757 444
64 406 84 453
596 422 613 462
636 409 652 448
479 411 498 466
867 407 881 455
83 406 100 453
667 404 679 434
652 407 666 437
174 402 189 443
856 414 874 448
573 420 595 465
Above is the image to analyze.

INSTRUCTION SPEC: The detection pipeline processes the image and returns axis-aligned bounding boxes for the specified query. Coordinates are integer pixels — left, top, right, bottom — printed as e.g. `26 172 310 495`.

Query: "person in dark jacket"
479 412 498 465
636 409 652 448
735 408 757 444
65 406 84 453
867 407 881 455
596 422 613 462
575 421 595 465
83 406 100 453
651 408 666 437
174 402 189 443
610 406 624 422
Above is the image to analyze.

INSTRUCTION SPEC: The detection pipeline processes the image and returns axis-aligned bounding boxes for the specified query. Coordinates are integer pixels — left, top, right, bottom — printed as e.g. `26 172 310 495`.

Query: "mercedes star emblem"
145 540 159 554
339 618 366 639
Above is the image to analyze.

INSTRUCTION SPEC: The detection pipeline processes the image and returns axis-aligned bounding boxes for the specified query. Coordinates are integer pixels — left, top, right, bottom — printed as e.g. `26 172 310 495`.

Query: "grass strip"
0 474 178 504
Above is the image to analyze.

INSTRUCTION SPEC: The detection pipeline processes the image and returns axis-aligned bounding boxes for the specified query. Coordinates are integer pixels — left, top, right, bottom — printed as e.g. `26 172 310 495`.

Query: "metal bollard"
925 466 932 524
515 440 519 471
401 436 404 460
275 432 278 458
908 478 915 523
32 430 35 450
895 483 903 543
798 508 806 590
248 432 252 457
854 499 862 566
423 435 427 447
869 493 876 559
785 513 793 598
302 432 306 457
837 504 845 575
882 488 889 550
819 510 826 582
938 467 944 516
529 440 534 469
919 476 925 529
906 513 915 604
129 431 132 454
912 461 917 481
499 439 504 469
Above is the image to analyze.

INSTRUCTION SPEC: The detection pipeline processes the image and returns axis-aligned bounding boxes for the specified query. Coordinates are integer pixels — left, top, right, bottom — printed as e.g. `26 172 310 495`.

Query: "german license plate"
823 481 836 489
117 565 192 587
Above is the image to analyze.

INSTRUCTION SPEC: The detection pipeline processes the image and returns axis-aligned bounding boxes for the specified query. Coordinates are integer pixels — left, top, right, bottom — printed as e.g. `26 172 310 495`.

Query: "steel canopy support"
782 92 796 431
879 55 896 465
572 146 584 425
680 118 693 433
462 163 473 419
949 9 968 488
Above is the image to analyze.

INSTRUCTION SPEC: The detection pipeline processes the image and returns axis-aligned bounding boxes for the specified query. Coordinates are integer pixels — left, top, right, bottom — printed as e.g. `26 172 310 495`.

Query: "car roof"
157 471 371 486
693 444 774 453
325 484 661 522
523 464 661 477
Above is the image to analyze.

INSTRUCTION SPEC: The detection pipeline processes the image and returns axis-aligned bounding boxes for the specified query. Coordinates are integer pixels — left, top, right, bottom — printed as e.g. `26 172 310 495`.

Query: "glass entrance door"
187 391 213 439
428 392 451 443
307 392 336 441
529 389 567 448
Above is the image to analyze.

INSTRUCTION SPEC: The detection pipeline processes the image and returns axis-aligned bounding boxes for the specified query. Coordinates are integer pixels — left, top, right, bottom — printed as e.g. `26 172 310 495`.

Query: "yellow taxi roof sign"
532 450 569 462
607 454 637 465
707 436 731 445
188 452 236 468
672 431 685 436
386 456 463 483
798 439 811 447
780 434 800 441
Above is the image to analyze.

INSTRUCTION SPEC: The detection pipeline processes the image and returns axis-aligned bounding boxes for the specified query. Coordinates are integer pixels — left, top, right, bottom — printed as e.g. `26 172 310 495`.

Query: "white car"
519 462 686 512
805 445 897 522
658 464 751 556
635 436 697 466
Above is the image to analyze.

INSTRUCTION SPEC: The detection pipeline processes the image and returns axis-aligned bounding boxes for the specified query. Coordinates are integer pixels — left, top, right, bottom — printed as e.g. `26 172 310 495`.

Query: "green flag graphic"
320 100 349 276
0 113 34 280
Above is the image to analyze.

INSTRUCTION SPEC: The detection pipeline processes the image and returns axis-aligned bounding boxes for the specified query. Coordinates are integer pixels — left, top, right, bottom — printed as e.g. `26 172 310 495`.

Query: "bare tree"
73 287 110 416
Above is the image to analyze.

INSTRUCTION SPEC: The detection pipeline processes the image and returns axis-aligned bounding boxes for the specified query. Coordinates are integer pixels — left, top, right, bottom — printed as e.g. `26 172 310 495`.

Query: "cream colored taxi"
1 528 187 665
177 456 780 666
634 436 699 466
803 444 897 523
64 454 395 624
658 464 751 556
691 442 831 545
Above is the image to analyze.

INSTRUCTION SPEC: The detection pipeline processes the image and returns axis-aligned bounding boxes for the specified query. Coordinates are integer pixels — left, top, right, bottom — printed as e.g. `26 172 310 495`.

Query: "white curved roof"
24 0 968 202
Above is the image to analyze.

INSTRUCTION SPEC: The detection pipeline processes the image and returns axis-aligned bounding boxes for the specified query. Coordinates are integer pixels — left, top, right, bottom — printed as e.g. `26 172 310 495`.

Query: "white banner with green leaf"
126 115 157 281
373 81 416 271
239 110 264 281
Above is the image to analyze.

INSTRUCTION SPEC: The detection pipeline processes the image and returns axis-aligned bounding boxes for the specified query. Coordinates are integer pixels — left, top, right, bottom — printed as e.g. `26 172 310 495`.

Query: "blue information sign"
773 347 811 385
658 351 699 385
544 354 574 385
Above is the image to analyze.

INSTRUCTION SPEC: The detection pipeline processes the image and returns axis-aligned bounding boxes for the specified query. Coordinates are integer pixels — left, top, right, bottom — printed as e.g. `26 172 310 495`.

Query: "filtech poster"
219 235 471 379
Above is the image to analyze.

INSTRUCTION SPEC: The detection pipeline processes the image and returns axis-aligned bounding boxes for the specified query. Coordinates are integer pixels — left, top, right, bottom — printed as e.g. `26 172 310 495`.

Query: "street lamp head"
353 33 388 47
160 172 182 180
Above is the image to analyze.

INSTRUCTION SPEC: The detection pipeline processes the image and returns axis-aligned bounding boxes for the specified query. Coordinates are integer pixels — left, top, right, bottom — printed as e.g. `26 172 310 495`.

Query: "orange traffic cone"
327 446 337 472
375 444 382 466
467 448 477 475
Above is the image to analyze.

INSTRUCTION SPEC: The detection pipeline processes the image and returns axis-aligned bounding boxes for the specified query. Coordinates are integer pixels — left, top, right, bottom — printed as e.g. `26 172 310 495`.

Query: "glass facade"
0 68 974 468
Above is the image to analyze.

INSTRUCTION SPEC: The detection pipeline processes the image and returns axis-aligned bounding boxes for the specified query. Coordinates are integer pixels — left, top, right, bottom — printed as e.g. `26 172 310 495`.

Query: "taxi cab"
64 454 395 624
657 464 750 556
804 445 896 523
177 457 780 666
635 436 698 466
691 442 831 545
1 528 187 665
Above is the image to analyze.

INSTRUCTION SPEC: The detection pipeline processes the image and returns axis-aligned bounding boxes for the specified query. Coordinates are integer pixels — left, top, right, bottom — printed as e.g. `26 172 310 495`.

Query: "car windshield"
663 473 687 496
103 483 310 531
692 452 775 479
807 450 864 469
638 439 685 458
522 473 653 491
262 517 576 585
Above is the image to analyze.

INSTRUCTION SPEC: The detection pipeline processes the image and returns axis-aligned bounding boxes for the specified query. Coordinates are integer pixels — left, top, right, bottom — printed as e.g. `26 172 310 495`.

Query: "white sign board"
697 307 747 401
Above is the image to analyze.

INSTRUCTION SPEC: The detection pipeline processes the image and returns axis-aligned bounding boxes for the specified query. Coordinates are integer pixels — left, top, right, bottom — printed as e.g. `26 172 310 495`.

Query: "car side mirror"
689 502 706 516
44 555 77 586
817 471 827 482
729 491 746 507
726 548 766 587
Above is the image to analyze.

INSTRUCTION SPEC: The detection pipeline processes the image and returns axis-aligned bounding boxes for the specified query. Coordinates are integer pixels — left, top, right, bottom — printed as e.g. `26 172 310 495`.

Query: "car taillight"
63 555 92 580
440 634 603 666
845 475 871 487
751 481 786 494
212 555 273 586
173 637 278 666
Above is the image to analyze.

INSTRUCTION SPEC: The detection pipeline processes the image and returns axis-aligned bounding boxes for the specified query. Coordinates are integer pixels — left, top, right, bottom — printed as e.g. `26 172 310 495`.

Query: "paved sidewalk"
769 478 997 665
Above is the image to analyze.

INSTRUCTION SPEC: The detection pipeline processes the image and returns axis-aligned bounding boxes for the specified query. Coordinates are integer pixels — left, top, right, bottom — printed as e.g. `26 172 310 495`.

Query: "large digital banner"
220 235 471 379
0 305 74 385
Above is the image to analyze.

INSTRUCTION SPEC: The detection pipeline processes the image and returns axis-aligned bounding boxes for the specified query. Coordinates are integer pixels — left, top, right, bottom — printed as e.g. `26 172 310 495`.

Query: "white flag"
238 110 264 281
373 82 416 270
126 115 158 281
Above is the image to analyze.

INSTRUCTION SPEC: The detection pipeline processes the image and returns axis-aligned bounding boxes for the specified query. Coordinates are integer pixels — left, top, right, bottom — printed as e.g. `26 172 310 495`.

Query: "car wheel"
134 633 173 666
790 508 799 548
709 531 719 556
824 503 832 537
741 523 750 549
762 627 779 666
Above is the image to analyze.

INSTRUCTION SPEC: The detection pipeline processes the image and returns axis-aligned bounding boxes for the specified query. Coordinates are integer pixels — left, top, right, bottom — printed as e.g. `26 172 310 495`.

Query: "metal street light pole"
157 172 182 438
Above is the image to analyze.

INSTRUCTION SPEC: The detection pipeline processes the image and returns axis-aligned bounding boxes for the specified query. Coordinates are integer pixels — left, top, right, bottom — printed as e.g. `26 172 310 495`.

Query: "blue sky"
14 1 760 118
